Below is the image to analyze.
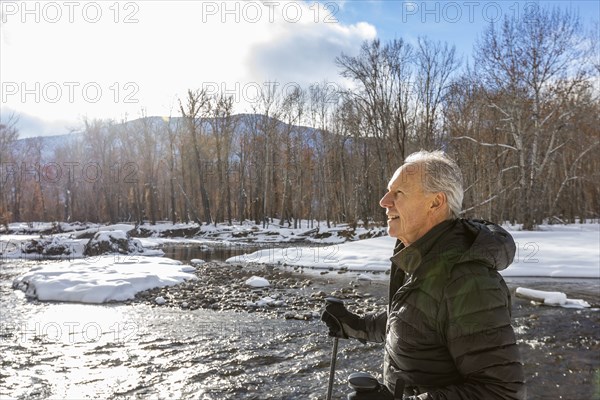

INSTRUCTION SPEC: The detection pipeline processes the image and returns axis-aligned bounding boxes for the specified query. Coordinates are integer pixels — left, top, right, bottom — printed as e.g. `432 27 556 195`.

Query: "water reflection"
161 242 324 265
160 243 265 264
15 304 133 345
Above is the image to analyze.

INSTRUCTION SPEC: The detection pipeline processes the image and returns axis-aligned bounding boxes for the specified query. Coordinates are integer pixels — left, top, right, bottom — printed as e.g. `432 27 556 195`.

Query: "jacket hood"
390 219 516 278
457 219 516 271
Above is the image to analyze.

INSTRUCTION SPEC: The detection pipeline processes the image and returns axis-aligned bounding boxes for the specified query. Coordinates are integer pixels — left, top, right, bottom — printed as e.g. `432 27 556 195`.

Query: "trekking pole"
325 297 345 400
326 335 338 400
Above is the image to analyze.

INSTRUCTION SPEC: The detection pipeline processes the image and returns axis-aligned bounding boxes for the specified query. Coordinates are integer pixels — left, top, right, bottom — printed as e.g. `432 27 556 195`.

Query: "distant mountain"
11 133 79 161
1 107 80 138
10 114 323 162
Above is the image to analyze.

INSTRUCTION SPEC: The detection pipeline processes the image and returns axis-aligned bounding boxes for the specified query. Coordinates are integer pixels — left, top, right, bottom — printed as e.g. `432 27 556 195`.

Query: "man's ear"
430 192 446 212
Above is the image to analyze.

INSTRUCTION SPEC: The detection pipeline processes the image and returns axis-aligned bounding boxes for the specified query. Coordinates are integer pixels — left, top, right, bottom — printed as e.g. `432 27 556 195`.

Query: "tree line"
1 7 598 230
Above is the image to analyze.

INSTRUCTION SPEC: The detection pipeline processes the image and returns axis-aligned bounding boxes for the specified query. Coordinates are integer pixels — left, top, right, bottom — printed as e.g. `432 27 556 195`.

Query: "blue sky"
333 0 599 60
1 0 598 137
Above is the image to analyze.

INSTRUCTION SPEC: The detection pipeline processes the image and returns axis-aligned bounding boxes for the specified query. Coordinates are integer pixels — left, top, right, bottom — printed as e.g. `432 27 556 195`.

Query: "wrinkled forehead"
388 162 424 189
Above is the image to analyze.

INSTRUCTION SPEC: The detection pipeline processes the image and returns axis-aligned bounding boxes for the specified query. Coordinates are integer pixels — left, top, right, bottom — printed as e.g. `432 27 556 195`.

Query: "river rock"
155 296 166 305
245 276 270 288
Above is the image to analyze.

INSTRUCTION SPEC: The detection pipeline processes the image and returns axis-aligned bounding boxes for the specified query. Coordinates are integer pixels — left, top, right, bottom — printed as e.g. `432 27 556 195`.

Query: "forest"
1 7 598 230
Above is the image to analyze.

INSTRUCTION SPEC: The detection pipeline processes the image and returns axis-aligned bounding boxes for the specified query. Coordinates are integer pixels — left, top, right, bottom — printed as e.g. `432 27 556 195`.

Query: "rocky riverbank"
130 261 390 321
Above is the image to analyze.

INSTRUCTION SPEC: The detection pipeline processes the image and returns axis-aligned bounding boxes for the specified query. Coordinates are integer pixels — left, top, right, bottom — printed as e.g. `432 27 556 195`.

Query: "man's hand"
321 297 365 340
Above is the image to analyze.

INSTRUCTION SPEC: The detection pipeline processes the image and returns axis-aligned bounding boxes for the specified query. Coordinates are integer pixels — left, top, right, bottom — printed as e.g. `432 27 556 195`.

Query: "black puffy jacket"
360 219 526 399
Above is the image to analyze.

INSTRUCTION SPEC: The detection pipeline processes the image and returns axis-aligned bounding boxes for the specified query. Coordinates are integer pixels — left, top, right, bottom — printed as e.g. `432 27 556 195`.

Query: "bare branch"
460 181 519 214
451 136 517 151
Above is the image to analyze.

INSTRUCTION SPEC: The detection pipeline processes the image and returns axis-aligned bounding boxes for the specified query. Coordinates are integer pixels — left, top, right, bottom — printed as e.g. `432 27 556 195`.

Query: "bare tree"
0 113 19 228
279 85 306 227
251 83 283 227
414 37 460 148
453 6 596 228
161 115 180 224
337 39 415 184
208 93 236 225
179 89 213 225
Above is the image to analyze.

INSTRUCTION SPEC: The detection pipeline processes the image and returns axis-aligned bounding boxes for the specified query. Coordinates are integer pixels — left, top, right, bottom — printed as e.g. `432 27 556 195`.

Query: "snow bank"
226 237 396 271
0 228 164 259
516 287 591 309
503 224 599 278
72 223 136 238
2 222 100 234
227 223 600 278
1 235 86 260
12 256 197 304
84 230 144 256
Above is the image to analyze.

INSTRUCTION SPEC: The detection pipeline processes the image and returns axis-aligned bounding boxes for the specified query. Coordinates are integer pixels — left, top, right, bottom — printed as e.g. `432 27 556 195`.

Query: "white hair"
404 150 464 219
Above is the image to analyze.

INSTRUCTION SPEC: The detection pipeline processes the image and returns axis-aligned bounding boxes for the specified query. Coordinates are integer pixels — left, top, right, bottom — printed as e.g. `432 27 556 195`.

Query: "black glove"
321 297 366 340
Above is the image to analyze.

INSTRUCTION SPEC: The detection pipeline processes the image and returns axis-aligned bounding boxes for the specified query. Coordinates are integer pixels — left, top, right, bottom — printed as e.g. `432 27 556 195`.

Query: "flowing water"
1 248 599 399
0 259 383 400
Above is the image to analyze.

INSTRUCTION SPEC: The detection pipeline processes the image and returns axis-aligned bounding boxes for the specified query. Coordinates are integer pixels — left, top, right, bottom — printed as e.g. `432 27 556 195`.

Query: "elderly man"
322 150 525 399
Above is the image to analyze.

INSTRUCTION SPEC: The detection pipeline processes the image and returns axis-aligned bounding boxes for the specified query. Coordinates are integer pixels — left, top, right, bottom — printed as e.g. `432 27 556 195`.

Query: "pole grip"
325 297 346 316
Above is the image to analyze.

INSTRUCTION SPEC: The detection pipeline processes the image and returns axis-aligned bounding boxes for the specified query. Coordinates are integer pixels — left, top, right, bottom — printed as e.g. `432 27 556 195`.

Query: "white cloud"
0 0 375 132
248 19 376 86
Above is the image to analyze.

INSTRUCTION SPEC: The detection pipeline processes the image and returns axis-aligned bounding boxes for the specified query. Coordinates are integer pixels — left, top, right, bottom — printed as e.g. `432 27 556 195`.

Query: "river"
0 255 383 400
1 245 599 399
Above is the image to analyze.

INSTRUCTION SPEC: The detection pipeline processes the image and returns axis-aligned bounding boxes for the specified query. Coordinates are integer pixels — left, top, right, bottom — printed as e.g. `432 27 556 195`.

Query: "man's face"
379 164 438 245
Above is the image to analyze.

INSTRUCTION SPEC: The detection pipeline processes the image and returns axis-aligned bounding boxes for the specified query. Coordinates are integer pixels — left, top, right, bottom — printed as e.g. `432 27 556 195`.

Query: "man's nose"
380 192 392 209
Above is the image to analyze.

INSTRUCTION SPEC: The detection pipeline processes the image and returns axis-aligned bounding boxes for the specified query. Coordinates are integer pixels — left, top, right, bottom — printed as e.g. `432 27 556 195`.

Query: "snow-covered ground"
227 223 600 279
12 256 197 303
2 221 598 304
0 220 385 245
0 223 164 260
